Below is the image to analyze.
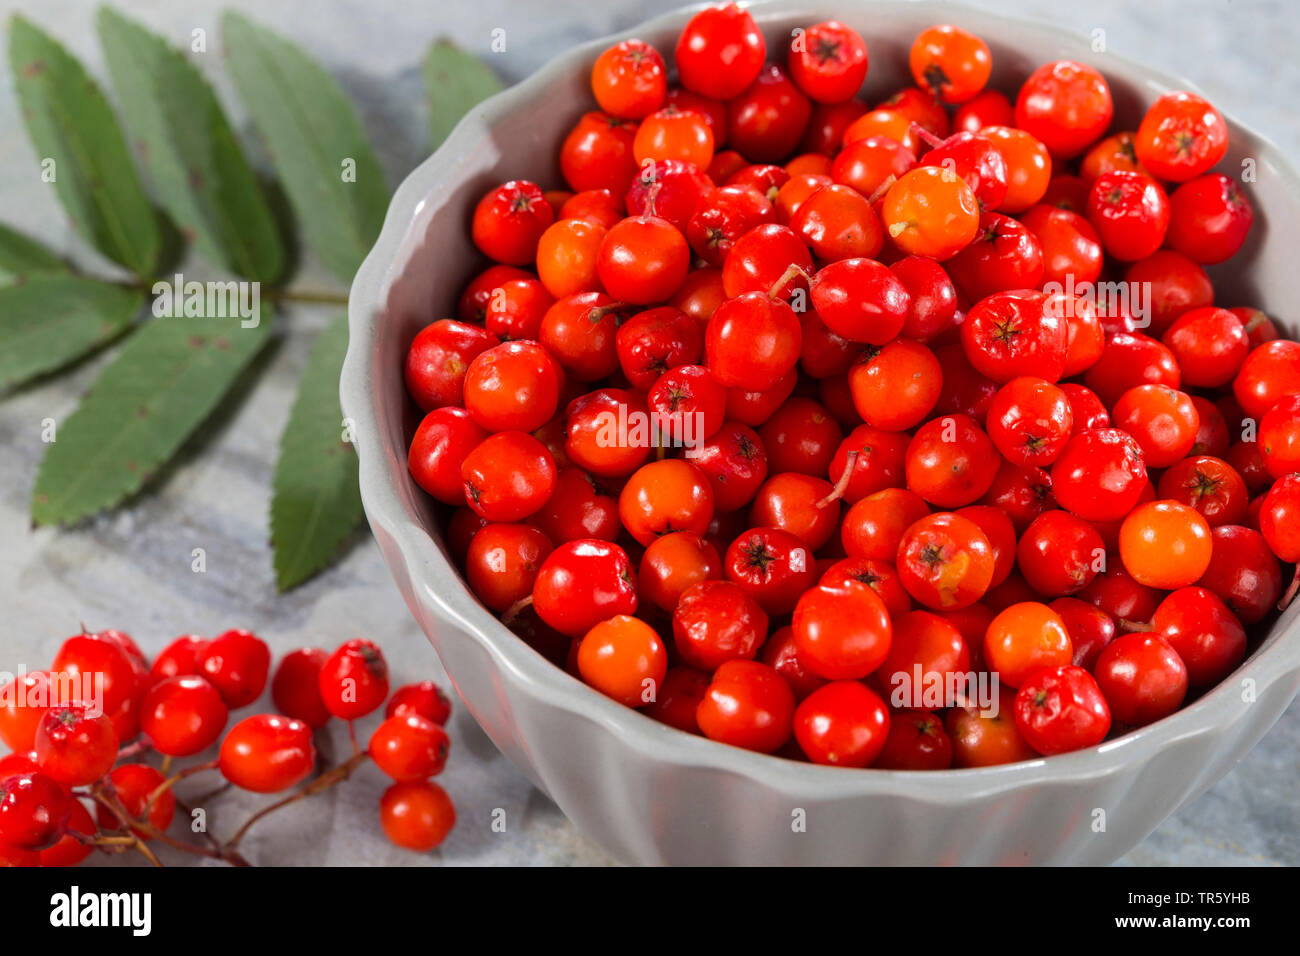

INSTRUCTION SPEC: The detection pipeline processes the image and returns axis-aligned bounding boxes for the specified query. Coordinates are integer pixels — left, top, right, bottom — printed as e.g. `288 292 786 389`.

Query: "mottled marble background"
0 0 1294 865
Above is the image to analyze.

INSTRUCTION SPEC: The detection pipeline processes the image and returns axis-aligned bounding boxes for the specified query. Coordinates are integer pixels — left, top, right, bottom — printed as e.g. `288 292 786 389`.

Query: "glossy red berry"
672 580 767 672
647 364 728 446
1017 510 1105 598
1167 173 1253 264
51 632 147 745
533 539 637 637
792 580 892 680
318 639 390 720
0 672 53 753
270 648 333 730
905 414 1000 508
810 257 909 345
140 675 229 757
696 660 794 754
96 764 175 838
577 615 668 707
198 628 271 710
0 772 71 850
463 340 563 433
961 290 1067 384
1094 633 1188 727
597 215 690 304
149 634 210 684
1086 170 1170 262
1013 665 1111 755
380 780 456 851
1051 428 1148 522
986 377 1073 467
1157 455 1249 527
219 714 316 793
35 704 118 787
946 213 1043 301
725 526 817 615
1014 60 1113 159
404 319 499 412
674 3 766 101
1134 90 1228 183
1119 499 1213 589
408 407 490 505
370 713 451 782
471 180 554 265
726 63 813 163
1112 384 1200 468
1152 586 1247 688
705 291 802 391
461 430 557 522
591 39 667 120
386 681 453 726
787 20 868 104
1234 339 1300 420
896 512 995 610
794 681 890 767
909 24 991 105
875 710 953 770
1196 524 1282 624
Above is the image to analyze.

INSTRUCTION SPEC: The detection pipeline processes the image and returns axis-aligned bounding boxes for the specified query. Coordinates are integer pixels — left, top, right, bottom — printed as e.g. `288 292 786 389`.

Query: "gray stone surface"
0 0 1294 866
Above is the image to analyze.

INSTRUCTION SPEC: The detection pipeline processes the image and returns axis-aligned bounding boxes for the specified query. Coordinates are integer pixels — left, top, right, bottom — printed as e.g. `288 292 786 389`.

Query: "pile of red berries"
0 629 456 865
406 4 1292 768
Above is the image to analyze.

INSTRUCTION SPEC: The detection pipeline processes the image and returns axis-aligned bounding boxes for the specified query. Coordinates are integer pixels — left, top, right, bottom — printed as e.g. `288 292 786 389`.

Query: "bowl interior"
347 0 1300 794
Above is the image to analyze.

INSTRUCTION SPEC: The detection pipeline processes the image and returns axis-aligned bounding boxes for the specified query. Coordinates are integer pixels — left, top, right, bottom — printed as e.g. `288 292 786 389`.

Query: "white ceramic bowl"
342 1 1300 864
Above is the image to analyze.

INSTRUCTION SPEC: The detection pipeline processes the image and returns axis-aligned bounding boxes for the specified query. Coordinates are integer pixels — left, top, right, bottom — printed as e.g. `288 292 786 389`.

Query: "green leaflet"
269 314 362 590
0 223 67 281
31 311 272 526
0 275 141 390
8 15 161 276
96 7 285 283
222 12 389 283
423 38 504 149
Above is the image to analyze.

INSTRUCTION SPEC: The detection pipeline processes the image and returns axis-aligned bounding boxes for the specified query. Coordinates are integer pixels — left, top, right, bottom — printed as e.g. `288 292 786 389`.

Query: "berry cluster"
0 629 456 865
406 4 1288 768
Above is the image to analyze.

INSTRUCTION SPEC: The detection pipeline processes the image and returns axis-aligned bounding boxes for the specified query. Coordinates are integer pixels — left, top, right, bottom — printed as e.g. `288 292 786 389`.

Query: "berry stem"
223 750 371 851
88 785 164 868
142 758 219 820
817 450 859 508
116 739 150 761
91 784 250 866
910 120 945 151
1279 565 1300 611
866 174 898 205
766 263 809 300
502 594 535 625
1119 618 1154 633
174 794 224 854
85 834 139 846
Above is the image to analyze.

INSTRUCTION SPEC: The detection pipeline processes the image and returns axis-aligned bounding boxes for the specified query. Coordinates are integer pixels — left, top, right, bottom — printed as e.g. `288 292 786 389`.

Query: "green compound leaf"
0 275 141 390
8 15 161 276
222 12 389 284
31 311 272 526
269 314 362 591
423 38 504 149
96 7 285 283
0 222 67 281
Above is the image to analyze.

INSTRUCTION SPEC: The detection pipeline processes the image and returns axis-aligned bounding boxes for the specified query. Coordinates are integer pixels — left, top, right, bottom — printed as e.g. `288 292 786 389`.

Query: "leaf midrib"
37 327 243 514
